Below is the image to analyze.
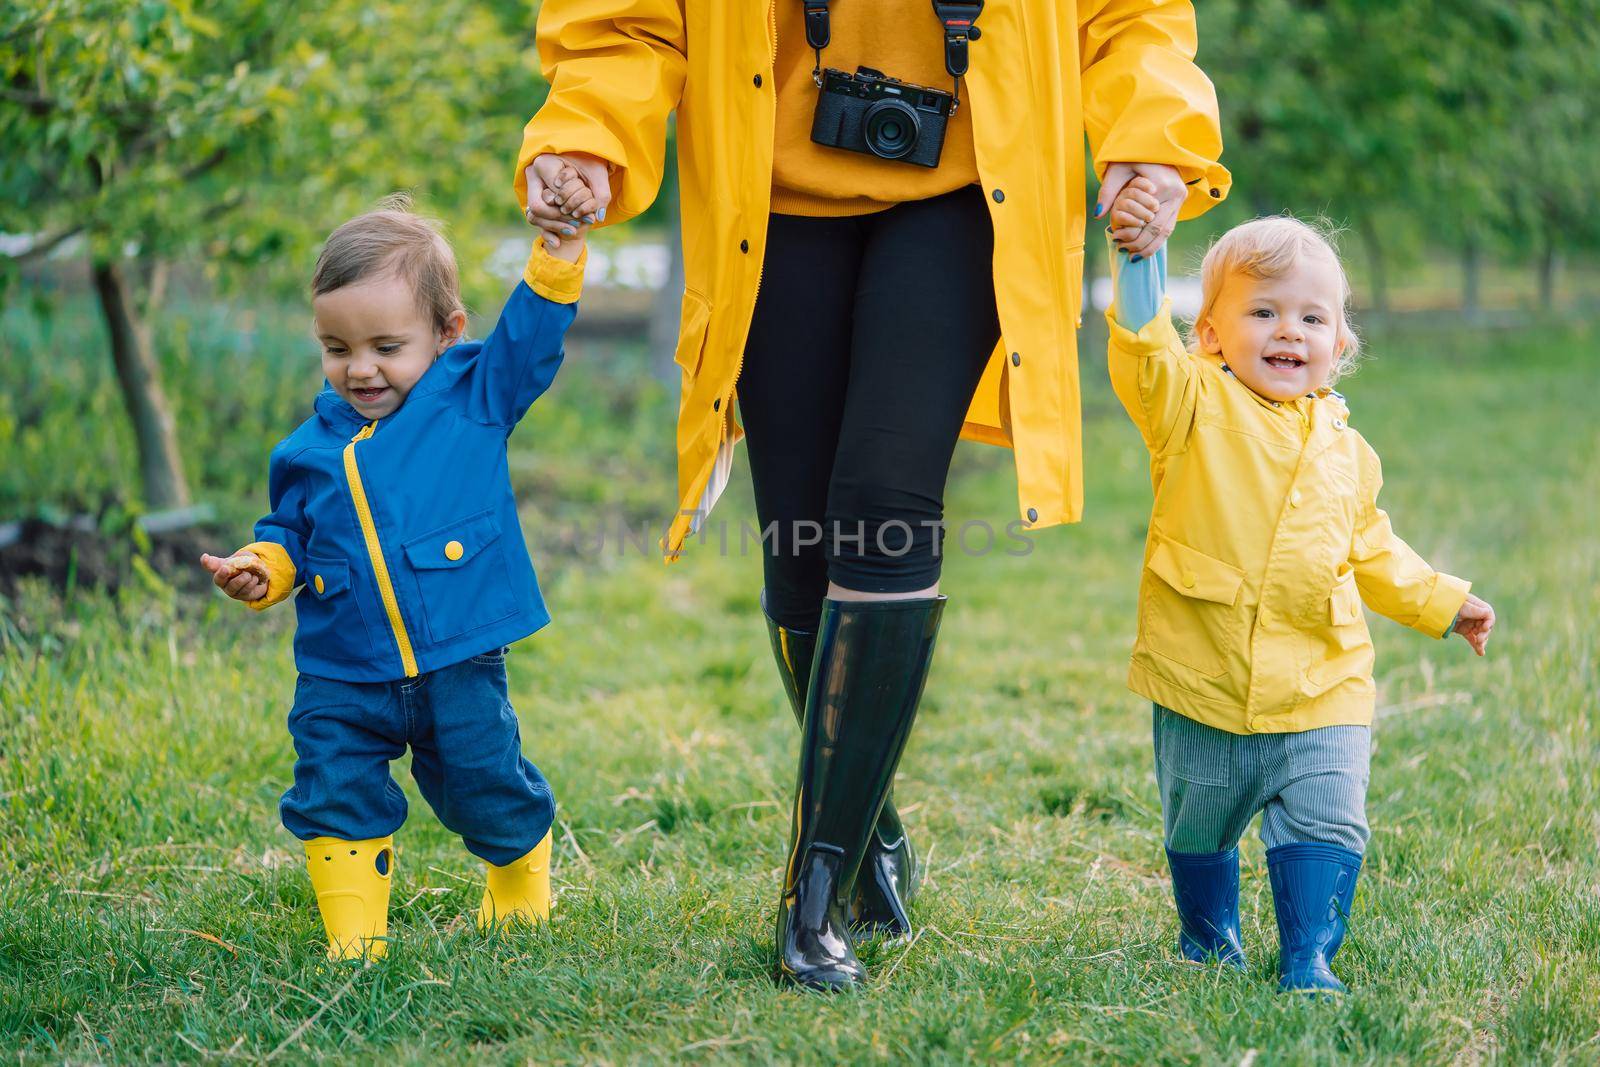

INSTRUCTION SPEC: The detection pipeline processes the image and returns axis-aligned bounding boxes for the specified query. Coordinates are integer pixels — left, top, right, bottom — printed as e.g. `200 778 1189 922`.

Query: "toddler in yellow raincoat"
1104 183 1496 994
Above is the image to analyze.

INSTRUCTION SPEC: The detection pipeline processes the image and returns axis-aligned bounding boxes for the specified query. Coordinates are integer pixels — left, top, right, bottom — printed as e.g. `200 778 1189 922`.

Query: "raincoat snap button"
753 73 762 87
1290 489 1302 507
1011 351 1021 367
1182 571 1196 589
314 575 325 594
1210 188 1222 198
444 540 464 561
1026 507 1038 523
740 239 749 253
1333 418 1345 430
992 188 1005 203
713 397 721 411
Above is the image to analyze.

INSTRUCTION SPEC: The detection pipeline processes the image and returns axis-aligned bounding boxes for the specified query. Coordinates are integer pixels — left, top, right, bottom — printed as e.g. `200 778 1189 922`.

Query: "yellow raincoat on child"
1107 305 1471 734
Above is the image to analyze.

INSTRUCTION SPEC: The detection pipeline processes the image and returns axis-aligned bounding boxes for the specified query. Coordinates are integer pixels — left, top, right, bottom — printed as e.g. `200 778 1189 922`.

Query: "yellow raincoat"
1107 305 1471 734
517 0 1230 557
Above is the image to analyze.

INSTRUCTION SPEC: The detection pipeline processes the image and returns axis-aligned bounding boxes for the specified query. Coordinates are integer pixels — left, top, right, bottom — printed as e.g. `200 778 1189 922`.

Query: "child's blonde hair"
1189 216 1362 382
312 193 466 334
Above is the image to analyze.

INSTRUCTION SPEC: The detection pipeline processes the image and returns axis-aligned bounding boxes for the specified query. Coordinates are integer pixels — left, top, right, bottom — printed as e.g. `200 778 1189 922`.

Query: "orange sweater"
771 0 980 217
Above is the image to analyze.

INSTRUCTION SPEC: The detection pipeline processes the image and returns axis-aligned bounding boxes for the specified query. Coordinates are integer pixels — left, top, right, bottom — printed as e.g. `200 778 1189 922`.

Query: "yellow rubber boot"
304 836 394 961
478 830 552 930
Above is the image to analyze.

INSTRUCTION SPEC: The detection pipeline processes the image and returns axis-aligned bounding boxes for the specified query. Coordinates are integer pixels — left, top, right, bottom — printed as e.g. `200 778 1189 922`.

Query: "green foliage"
1196 0 1600 270
2 317 1597 1060
0 0 545 303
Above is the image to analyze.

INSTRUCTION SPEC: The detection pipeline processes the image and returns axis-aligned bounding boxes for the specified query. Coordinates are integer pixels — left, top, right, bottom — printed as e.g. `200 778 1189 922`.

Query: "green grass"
2 299 1598 1063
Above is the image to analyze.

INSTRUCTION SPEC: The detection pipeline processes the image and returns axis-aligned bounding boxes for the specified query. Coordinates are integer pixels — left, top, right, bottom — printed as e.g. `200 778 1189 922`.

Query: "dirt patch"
0 518 221 597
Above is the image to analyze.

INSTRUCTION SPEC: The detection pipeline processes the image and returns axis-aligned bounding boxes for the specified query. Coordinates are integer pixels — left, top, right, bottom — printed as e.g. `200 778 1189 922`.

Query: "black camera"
811 66 952 168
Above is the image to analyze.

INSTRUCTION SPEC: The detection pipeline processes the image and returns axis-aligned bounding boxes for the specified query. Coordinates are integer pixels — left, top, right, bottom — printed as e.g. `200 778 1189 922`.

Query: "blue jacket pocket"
402 510 518 643
296 556 376 660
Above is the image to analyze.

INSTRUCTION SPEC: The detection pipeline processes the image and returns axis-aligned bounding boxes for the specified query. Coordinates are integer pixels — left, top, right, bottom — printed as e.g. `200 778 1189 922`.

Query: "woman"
518 0 1229 989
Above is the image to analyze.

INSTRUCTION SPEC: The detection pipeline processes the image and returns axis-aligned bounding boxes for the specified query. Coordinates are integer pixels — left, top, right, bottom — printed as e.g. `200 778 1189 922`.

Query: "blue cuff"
1108 232 1167 332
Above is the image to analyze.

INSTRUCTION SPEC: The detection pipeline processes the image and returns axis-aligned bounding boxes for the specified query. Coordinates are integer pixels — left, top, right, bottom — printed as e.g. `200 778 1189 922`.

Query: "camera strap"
802 0 985 109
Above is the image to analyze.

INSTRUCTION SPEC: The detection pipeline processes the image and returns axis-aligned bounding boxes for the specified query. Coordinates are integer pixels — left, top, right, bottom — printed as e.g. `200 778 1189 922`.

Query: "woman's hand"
1452 593 1497 656
200 551 270 603
525 152 612 251
1095 163 1186 258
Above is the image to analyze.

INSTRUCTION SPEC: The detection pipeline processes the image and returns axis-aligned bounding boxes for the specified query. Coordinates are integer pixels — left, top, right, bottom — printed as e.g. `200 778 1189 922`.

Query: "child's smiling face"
1198 252 1347 402
314 272 461 420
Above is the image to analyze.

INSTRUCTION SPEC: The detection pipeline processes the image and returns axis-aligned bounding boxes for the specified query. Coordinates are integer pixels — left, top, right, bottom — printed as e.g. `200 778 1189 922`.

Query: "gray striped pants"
1153 705 1371 854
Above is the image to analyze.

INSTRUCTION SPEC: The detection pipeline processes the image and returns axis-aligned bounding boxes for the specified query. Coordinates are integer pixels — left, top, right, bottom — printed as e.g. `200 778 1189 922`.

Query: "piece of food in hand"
231 551 270 576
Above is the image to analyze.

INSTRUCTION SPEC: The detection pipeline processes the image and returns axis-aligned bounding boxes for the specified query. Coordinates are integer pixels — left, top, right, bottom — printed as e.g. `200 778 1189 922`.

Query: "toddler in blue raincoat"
200 181 600 961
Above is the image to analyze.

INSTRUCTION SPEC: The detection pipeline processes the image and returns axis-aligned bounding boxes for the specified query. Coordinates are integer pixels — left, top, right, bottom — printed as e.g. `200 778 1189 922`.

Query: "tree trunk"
1460 238 1482 321
649 162 685 387
1538 236 1560 311
91 258 191 510
1359 217 1389 314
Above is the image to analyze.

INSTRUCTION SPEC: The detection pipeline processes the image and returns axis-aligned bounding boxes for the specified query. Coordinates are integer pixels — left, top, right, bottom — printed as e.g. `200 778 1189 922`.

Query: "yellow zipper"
343 422 418 677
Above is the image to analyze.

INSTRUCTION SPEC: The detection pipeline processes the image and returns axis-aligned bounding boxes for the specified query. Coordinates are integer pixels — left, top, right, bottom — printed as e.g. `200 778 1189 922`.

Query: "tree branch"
181 147 229 182
2 226 84 264
0 85 57 115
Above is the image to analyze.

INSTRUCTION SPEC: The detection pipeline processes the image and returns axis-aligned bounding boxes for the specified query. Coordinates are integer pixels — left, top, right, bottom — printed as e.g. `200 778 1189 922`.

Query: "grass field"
2 296 1598 1063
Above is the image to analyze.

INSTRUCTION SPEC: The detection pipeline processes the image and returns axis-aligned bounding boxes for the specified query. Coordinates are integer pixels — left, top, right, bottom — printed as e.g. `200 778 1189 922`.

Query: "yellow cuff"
239 541 298 611
1178 164 1232 221
1416 572 1471 639
523 240 586 304
1106 298 1181 356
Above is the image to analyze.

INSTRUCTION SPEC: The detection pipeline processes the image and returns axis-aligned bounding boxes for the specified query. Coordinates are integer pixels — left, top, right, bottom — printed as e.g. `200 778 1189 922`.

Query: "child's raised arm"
442 229 587 429
1108 175 1169 329
1105 180 1198 455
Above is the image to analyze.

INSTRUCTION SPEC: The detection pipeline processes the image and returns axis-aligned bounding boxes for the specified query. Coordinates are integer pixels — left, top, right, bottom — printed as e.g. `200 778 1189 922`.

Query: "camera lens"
863 100 920 160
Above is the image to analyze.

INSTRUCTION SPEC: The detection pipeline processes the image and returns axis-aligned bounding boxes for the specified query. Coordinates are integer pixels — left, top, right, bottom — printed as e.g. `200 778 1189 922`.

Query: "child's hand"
1108 175 1162 254
1452 593 1496 656
548 163 600 223
524 155 597 260
200 551 270 603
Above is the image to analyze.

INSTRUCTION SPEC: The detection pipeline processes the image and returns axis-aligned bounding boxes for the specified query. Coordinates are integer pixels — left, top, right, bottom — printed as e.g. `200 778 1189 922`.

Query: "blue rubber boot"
1266 842 1363 995
1165 847 1246 969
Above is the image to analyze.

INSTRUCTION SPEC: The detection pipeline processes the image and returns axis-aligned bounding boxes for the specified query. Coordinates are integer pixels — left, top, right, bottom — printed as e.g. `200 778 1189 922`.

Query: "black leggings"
738 185 1001 632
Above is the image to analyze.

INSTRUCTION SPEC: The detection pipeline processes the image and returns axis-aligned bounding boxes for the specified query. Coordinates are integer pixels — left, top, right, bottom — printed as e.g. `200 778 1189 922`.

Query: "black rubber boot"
776 596 946 990
763 595 919 937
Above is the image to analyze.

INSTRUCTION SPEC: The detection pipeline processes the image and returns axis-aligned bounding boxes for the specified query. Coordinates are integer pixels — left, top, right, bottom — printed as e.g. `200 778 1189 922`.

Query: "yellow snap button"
1182 572 1196 589
444 540 464 561
314 575 325 594
1290 489 1302 507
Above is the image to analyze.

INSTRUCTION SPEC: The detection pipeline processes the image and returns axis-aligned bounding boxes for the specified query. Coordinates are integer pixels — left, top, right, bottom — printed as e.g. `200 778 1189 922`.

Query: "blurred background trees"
1 0 543 509
2 0 1597 512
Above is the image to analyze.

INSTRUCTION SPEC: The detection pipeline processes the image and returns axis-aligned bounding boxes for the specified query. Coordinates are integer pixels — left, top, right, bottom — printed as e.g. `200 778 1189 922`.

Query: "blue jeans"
281 650 554 866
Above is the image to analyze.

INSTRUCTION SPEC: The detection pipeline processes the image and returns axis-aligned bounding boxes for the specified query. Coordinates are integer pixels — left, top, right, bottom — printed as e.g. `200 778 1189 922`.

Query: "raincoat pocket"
1140 534 1245 678
402 510 517 644
673 288 712 377
1306 567 1374 688
1329 569 1362 626
296 556 376 660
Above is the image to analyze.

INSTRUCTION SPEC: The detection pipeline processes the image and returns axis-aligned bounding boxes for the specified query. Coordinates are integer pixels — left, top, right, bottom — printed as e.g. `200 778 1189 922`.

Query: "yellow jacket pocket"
1148 535 1244 606
1329 569 1362 626
1139 534 1245 679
